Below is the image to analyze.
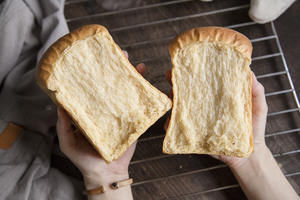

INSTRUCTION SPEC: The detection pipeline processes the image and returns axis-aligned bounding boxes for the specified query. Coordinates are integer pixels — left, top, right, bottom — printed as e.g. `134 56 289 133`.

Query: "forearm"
84 172 133 200
230 145 299 200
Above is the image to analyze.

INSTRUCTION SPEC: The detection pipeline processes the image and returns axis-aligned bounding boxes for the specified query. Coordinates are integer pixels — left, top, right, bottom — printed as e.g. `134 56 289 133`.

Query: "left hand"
56 51 146 187
57 107 137 178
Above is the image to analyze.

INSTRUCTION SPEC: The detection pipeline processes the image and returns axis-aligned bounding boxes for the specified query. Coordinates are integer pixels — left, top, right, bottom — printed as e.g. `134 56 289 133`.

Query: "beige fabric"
0 0 84 199
249 0 296 24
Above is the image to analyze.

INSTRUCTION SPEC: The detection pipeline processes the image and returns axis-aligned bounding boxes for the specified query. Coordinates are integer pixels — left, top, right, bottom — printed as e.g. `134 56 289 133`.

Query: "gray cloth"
0 0 84 199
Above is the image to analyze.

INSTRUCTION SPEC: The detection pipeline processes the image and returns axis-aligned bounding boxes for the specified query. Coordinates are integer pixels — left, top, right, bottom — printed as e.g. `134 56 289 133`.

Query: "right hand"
164 70 269 168
212 72 268 168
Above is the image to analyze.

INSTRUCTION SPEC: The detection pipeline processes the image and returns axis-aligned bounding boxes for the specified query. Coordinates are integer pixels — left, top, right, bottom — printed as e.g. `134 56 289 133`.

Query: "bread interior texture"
50 33 171 162
164 41 252 157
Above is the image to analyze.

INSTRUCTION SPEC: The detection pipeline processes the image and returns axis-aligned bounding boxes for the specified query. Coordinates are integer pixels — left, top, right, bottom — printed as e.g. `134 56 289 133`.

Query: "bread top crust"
168 26 252 60
36 24 109 91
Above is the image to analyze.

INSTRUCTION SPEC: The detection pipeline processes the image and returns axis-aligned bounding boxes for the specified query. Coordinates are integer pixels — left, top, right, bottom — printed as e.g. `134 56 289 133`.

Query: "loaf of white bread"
36 24 172 162
163 27 253 157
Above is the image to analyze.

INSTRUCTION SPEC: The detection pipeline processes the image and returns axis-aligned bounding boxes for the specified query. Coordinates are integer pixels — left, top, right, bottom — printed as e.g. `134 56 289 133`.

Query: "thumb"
56 107 76 152
251 72 268 142
252 72 268 119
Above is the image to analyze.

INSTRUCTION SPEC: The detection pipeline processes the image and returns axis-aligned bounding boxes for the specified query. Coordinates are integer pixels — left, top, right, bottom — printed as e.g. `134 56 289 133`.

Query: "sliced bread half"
37 25 172 162
163 27 253 157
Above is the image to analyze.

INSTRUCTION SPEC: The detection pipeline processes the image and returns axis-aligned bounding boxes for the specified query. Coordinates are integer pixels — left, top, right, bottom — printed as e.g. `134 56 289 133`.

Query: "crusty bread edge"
36 25 113 162
163 26 253 158
36 24 172 162
168 26 253 60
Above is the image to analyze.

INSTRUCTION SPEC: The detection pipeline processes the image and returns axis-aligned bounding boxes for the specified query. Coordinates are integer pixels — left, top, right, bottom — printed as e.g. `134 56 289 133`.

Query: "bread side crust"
164 27 253 157
37 24 172 162
36 25 110 160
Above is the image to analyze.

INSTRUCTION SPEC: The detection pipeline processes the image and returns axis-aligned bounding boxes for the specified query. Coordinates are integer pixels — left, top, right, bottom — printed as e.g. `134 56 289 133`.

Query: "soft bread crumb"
37 25 172 162
164 27 253 158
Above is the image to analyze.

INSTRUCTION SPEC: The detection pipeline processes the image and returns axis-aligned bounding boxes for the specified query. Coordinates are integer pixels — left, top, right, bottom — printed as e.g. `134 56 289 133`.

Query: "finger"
165 70 172 85
57 107 76 149
117 141 137 164
251 72 268 118
136 63 146 77
251 72 268 142
122 50 128 58
211 155 220 160
126 141 137 156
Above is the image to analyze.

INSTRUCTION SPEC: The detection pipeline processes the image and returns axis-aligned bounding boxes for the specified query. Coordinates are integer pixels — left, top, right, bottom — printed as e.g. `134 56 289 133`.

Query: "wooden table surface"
52 0 300 199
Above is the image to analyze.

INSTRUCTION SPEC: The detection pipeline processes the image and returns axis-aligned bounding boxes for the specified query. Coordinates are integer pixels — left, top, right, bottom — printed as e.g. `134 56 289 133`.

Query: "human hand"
164 70 269 168
57 107 136 179
56 51 146 195
212 72 268 168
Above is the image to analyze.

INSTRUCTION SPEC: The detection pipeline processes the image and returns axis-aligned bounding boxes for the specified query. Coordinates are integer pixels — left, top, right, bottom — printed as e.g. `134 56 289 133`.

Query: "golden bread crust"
168 26 252 60
36 25 112 161
36 24 108 92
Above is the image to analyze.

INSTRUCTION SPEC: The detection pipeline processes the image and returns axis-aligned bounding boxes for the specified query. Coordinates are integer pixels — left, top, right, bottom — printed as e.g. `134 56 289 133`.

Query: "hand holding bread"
164 68 268 167
36 23 298 200
211 72 268 167
38 25 256 163
56 54 147 200
55 51 146 176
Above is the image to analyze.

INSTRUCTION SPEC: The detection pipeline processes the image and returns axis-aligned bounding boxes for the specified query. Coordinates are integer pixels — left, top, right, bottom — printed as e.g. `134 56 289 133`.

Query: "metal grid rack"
59 0 300 199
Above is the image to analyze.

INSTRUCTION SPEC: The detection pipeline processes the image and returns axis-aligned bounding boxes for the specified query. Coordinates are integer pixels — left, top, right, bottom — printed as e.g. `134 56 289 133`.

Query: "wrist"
83 172 133 200
229 143 270 171
83 172 130 189
229 144 299 200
